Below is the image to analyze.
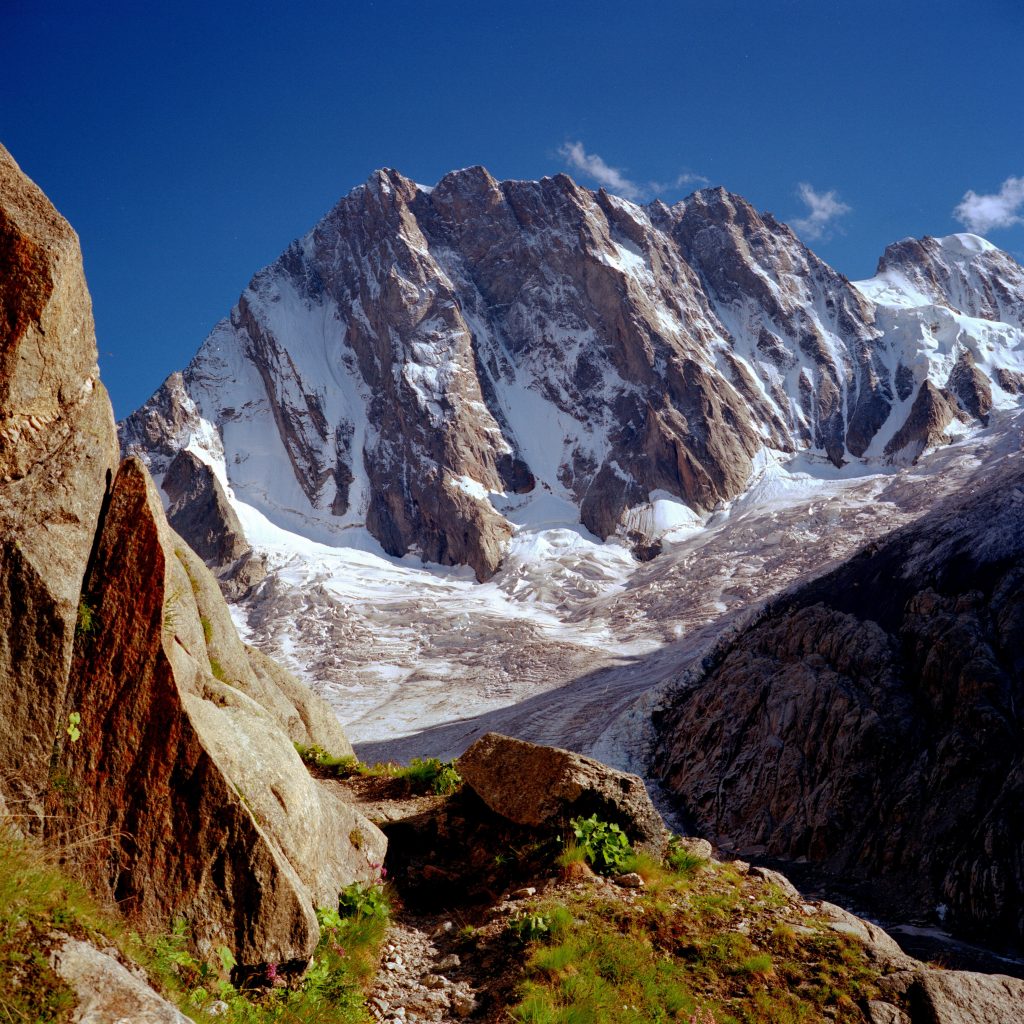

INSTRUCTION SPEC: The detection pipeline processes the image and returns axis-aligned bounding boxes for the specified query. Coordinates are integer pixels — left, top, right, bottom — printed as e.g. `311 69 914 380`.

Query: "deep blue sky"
4 0 1023 417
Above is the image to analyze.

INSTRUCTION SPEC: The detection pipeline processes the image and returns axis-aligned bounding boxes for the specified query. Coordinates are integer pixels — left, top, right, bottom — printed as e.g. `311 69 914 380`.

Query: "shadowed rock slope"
653 455 1024 948
0 143 383 970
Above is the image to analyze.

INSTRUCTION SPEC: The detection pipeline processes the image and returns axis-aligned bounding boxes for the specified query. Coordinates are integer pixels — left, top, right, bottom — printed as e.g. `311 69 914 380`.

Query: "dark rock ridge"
652 456 1024 947
121 168 1024 579
161 448 266 599
0 143 382 969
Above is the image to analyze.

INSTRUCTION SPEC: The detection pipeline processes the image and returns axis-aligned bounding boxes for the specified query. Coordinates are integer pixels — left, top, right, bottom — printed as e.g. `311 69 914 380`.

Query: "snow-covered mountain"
121 168 1024 581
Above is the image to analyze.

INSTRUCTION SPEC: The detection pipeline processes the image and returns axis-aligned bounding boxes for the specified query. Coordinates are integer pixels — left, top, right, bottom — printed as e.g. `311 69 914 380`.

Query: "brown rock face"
0 147 381 969
161 448 266 599
653 462 1024 946
54 459 383 966
457 732 666 854
946 350 993 424
884 379 968 463
0 144 120 818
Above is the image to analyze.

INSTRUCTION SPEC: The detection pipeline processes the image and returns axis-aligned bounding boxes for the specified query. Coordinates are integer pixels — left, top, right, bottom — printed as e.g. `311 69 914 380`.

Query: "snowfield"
228 408 1024 770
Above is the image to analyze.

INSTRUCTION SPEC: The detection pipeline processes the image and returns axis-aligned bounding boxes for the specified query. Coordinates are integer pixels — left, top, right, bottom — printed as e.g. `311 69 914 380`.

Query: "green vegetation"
336 879 389 921
393 756 462 795
65 711 82 744
75 599 96 638
507 837 881 1023
0 822 386 1024
200 614 214 645
294 743 360 776
667 836 710 876
294 747 462 795
568 814 633 874
0 823 107 1021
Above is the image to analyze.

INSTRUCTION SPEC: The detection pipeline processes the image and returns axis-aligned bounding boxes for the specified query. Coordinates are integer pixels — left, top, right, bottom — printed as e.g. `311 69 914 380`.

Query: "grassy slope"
0 823 385 1024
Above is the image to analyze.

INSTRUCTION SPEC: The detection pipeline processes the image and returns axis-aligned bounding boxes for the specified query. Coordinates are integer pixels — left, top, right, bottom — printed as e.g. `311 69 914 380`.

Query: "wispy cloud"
559 141 644 200
558 141 708 201
791 183 851 240
672 171 710 189
953 176 1024 234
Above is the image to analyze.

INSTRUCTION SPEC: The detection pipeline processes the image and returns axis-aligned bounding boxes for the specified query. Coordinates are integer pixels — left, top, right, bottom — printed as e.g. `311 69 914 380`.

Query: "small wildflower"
266 962 278 982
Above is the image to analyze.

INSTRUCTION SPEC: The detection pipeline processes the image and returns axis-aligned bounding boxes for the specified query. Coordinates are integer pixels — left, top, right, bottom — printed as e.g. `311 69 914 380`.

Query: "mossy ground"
504 857 881 1024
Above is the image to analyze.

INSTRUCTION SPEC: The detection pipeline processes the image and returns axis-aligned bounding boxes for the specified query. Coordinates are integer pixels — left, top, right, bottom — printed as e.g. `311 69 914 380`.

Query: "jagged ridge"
121 168 1024 579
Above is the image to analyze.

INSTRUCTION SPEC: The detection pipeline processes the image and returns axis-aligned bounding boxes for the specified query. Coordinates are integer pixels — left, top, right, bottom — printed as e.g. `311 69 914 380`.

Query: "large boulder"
457 732 666 853
0 144 120 818
52 458 383 966
50 936 194 1024
879 968 1024 1024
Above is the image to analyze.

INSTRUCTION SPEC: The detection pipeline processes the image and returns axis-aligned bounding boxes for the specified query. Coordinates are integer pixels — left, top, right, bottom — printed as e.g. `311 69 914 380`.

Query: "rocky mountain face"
0 144 382 969
120 168 1024 580
652 454 1024 948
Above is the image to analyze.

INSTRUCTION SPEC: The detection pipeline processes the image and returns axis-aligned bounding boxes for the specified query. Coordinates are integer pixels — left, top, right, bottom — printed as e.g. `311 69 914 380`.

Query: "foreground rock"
54 458 383 966
50 936 194 1024
356 759 1024 1024
0 144 120 820
458 732 666 853
654 458 1024 945
880 968 1024 1024
0 145 382 970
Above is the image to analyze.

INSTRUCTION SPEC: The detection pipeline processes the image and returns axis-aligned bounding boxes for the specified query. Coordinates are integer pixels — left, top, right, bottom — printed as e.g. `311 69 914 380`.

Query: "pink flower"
266 962 278 982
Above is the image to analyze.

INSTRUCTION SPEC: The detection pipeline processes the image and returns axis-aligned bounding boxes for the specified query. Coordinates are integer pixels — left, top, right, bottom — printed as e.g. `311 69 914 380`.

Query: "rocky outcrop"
161 448 266 599
0 145 381 970
884 380 968 462
121 167 1023 579
946 350 993 424
50 936 194 1024
457 732 666 853
53 458 383 966
0 144 120 819
162 449 250 566
879 969 1024 1024
653 459 1024 946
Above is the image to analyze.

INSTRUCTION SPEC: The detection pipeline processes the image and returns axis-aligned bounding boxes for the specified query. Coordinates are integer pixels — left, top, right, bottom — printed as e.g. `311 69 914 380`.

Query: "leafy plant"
393 756 463 795
430 759 463 795
509 905 574 945
568 814 633 874
336 880 389 920
65 711 82 743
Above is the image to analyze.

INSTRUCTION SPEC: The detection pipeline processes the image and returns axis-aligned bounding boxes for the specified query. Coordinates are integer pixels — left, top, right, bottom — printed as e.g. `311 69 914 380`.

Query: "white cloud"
673 171 710 189
558 141 643 200
953 176 1024 234
791 183 851 240
557 141 709 201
